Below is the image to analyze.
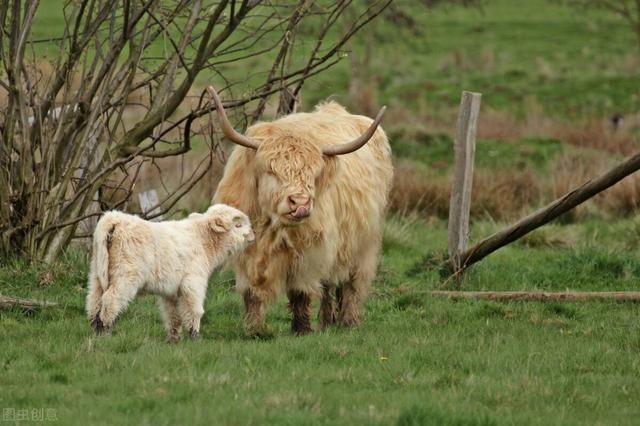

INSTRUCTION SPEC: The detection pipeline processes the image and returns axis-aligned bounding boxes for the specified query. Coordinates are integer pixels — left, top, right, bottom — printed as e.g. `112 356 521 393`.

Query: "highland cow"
208 85 393 336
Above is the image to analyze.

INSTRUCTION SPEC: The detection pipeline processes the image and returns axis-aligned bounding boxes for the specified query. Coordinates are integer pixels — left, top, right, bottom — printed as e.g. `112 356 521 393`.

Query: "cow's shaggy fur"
85 204 254 342
214 101 393 335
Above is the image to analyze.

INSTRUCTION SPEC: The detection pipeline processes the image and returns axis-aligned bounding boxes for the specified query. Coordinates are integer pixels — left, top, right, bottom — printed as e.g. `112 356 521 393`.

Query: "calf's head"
204 204 255 248
206 86 385 226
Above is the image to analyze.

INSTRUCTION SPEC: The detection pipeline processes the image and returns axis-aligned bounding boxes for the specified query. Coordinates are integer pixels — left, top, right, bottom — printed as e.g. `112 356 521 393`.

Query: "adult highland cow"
209 86 393 336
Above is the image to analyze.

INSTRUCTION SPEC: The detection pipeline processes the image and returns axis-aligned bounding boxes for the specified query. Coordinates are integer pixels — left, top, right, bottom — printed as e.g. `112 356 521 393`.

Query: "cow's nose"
288 194 310 209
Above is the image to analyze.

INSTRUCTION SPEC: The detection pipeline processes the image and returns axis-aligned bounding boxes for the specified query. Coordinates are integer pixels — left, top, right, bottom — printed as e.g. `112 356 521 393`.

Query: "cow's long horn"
206 86 260 150
322 106 386 156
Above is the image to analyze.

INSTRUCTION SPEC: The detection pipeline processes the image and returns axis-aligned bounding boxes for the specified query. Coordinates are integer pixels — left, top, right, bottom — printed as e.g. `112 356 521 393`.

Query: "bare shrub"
0 0 391 262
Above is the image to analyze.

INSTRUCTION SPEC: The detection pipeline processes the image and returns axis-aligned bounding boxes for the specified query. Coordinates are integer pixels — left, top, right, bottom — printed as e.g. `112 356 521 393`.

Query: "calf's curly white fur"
85 204 254 342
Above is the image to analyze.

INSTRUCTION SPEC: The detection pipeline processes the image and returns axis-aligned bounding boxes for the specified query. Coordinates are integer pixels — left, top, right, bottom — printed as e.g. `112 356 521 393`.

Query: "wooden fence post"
448 91 482 276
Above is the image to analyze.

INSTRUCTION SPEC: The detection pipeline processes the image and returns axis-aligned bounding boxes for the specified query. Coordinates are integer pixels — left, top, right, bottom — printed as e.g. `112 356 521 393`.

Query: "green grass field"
28 0 639 118
2 217 640 425
2 0 640 424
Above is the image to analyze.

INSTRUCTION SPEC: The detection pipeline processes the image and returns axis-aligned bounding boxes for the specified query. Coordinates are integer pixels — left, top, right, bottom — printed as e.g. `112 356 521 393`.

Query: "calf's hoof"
91 316 113 335
90 315 105 334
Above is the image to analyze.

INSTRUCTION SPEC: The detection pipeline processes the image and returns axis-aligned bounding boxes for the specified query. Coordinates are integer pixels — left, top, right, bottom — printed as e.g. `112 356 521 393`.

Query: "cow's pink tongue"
293 206 309 218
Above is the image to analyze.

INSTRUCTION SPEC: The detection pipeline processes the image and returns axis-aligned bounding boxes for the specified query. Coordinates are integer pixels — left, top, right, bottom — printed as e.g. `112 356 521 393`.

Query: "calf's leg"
98 278 140 333
159 297 182 343
177 280 206 339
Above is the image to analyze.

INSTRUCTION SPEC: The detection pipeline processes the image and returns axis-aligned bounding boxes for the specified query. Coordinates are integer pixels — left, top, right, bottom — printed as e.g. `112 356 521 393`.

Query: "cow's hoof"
293 326 314 336
318 314 337 331
165 334 181 344
245 324 275 340
338 317 361 328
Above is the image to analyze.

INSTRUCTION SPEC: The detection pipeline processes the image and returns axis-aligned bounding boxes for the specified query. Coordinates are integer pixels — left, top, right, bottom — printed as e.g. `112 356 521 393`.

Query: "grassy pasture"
2 0 640 425
1 217 640 425
28 0 639 117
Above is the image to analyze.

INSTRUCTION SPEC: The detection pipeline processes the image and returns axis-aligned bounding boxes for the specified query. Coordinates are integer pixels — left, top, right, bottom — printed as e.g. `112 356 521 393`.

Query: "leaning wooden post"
447 91 482 279
442 149 640 275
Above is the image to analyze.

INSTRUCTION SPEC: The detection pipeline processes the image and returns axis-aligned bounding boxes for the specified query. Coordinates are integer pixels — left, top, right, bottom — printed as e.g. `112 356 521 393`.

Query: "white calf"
86 204 254 342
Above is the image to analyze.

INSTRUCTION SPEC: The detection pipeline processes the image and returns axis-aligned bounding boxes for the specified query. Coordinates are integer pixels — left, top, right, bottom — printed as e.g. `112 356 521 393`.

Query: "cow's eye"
235 223 242 228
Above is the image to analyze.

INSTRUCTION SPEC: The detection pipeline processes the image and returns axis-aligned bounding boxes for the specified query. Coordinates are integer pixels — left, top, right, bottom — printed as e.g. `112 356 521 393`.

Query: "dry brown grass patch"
389 160 543 221
389 160 450 218
471 168 542 221
550 118 638 156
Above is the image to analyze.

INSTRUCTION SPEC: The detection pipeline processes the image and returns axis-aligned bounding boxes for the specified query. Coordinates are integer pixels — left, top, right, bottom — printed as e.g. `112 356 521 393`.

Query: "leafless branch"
0 0 389 262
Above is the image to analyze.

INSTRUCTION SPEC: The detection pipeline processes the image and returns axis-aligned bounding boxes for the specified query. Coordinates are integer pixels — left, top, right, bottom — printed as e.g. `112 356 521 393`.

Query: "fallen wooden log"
0 295 57 312
441 150 640 275
431 291 640 302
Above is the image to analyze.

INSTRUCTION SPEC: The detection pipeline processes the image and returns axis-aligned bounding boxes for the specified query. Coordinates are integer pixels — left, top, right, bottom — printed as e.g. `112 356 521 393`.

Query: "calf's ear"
210 217 230 233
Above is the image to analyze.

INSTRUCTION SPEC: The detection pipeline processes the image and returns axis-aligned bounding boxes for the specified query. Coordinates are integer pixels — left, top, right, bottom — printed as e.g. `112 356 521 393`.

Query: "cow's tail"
86 214 118 333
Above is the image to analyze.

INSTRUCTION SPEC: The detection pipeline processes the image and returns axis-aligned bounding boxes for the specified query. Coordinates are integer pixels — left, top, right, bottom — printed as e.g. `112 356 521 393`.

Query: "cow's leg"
338 275 365 327
86 272 105 334
242 288 268 337
288 289 313 336
318 281 337 330
98 277 139 334
338 245 378 327
159 296 182 343
177 279 206 340
335 286 344 313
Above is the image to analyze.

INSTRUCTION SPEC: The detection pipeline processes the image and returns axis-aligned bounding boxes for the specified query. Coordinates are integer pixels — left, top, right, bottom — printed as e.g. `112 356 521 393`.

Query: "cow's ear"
318 156 339 192
212 149 260 218
210 217 230 233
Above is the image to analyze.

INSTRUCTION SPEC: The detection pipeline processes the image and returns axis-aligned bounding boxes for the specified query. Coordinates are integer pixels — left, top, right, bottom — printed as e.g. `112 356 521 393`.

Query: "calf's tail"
86 214 117 333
